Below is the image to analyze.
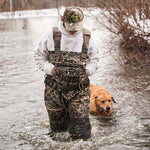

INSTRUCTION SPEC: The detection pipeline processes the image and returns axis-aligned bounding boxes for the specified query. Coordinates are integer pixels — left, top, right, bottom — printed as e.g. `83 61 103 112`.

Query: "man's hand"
52 67 56 75
85 69 89 76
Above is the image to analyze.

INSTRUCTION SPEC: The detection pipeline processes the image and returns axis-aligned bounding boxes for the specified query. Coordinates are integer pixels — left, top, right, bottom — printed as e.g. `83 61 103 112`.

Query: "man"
34 7 99 139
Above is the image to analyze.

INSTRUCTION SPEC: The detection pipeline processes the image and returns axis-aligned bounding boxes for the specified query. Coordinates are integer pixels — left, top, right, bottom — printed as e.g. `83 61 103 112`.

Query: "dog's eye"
95 96 98 100
101 100 105 103
108 99 111 102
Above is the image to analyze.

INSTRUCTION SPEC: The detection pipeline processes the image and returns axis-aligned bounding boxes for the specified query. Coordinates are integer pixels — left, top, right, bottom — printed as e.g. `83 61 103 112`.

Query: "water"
0 10 150 150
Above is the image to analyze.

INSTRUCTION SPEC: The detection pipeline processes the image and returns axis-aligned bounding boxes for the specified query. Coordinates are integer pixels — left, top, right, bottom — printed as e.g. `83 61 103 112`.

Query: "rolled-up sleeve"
34 30 54 75
86 38 99 76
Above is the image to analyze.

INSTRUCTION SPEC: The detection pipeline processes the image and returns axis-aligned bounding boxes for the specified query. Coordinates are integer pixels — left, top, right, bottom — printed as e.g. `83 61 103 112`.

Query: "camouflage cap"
63 7 84 32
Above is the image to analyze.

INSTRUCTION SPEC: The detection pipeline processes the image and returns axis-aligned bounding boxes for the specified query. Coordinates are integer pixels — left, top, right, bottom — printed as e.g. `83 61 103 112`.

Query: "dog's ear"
111 97 116 103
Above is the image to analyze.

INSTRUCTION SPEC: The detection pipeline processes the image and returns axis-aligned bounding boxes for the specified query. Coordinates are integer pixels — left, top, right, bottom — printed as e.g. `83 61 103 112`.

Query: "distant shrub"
93 0 150 68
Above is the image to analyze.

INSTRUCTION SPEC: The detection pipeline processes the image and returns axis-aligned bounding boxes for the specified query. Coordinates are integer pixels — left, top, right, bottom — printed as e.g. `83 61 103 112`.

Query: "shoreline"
0 7 97 20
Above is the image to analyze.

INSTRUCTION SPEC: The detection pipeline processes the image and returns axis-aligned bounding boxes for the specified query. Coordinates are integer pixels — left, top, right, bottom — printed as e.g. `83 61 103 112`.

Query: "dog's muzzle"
105 106 111 113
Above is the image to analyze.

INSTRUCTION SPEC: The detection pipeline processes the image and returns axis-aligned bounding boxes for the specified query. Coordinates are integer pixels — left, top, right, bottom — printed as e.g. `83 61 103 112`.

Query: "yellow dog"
89 83 116 116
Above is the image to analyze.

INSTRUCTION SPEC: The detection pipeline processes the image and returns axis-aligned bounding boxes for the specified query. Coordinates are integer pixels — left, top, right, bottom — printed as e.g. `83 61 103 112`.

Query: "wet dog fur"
89 83 116 116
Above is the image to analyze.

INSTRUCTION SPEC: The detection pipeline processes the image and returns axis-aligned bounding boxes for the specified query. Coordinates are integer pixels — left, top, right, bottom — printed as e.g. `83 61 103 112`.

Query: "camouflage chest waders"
44 27 91 139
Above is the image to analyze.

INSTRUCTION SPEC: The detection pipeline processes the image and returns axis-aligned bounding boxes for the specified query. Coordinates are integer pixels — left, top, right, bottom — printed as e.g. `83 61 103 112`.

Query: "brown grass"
88 0 150 69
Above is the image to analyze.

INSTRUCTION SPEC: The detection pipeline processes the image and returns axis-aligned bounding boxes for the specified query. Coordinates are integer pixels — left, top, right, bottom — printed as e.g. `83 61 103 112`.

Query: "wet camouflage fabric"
44 75 91 139
44 50 89 90
44 27 91 139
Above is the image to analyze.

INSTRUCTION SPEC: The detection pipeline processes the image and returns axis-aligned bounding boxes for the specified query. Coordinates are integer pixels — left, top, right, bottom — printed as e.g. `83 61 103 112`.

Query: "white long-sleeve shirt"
34 21 99 76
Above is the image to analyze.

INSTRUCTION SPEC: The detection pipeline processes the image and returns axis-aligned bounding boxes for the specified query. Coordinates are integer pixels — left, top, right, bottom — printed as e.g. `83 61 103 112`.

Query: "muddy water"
0 15 150 150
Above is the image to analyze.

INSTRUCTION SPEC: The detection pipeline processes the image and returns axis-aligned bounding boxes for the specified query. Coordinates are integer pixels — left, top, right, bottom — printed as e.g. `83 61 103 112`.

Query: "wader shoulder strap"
81 28 91 59
53 27 61 55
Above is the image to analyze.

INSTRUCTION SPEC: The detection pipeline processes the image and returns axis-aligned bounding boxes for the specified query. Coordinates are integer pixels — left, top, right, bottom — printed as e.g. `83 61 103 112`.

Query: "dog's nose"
106 106 110 111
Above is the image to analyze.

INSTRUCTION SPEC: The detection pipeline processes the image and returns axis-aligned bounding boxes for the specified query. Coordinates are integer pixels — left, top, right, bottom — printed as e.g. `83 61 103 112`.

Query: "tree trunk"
9 0 12 11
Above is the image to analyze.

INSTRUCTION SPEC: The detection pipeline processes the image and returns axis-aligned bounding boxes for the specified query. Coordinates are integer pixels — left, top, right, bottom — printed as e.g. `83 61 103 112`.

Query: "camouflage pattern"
63 7 84 23
44 50 89 90
45 50 89 67
44 27 91 139
44 75 91 139
63 7 84 31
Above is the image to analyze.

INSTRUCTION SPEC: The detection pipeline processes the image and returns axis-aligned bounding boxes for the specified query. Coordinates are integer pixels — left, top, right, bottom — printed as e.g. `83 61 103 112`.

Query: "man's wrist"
85 69 89 76
51 67 56 75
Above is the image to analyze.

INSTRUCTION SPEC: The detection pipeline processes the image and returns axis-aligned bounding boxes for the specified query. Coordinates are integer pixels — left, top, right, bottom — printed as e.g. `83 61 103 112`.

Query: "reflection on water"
0 14 150 150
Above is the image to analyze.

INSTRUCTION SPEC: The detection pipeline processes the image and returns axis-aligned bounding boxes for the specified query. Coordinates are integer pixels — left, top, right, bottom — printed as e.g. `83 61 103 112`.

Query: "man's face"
67 30 77 35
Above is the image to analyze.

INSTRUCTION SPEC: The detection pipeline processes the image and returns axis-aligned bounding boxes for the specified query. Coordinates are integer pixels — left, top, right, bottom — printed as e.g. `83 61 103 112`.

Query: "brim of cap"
64 21 83 32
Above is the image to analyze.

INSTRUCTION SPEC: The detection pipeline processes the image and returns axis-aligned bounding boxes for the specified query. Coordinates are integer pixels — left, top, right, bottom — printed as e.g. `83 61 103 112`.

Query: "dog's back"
90 83 110 97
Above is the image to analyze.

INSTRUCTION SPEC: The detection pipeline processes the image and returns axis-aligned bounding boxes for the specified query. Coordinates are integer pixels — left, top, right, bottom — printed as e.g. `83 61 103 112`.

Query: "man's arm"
34 29 55 75
86 38 99 76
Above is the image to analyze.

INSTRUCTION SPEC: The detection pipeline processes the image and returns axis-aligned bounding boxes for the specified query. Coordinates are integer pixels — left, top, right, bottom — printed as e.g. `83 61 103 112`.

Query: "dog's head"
94 90 116 116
